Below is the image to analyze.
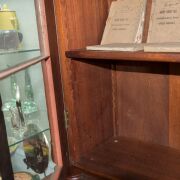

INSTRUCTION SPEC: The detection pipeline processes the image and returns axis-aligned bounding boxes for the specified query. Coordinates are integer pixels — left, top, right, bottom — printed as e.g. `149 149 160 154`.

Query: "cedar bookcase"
54 0 180 179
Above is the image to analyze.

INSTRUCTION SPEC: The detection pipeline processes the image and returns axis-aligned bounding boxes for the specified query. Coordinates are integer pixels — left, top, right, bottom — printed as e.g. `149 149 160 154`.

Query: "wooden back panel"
115 62 169 145
169 64 180 149
54 0 180 165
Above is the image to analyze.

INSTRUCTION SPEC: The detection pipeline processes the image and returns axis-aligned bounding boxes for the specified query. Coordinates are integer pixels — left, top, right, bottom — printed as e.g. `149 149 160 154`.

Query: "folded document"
144 43 180 52
86 43 144 52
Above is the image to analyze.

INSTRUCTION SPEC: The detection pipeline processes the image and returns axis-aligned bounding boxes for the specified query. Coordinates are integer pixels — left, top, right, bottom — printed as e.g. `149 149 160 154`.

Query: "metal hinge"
64 110 69 129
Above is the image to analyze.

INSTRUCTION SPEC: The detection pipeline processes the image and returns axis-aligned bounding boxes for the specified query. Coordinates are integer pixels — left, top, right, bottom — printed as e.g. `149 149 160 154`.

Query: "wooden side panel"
169 64 180 150
115 62 169 145
54 0 112 162
56 0 110 50
70 60 114 161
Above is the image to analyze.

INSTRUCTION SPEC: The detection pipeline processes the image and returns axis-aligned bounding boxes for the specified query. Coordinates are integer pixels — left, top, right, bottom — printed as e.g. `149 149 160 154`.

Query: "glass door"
0 0 62 179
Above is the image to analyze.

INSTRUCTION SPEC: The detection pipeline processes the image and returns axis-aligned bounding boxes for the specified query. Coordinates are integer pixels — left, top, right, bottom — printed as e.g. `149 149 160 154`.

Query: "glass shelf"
0 49 41 72
8 128 49 148
0 49 40 55
0 63 51 157
0 0 41 72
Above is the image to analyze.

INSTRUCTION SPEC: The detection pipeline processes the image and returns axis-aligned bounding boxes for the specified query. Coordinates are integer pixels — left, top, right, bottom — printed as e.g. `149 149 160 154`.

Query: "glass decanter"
23 69 38 121
2 72 17 116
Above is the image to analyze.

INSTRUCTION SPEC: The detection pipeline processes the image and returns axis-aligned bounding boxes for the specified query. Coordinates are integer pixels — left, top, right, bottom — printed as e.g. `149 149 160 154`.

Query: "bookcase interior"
67 59 180 179
57 0 180 178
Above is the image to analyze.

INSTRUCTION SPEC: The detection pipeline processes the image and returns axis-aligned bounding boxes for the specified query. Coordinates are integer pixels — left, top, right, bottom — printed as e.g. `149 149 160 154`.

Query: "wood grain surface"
54 0 112 162
66 166 104 179
55 1 180 179
76 137 180 180
66 49 180 63
70 60 114 161
169 64 180 150
115 62 169 145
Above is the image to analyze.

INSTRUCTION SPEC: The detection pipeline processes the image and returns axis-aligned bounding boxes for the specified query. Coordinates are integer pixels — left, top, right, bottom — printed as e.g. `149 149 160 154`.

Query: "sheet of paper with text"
101 0 147 44
148 0 180 43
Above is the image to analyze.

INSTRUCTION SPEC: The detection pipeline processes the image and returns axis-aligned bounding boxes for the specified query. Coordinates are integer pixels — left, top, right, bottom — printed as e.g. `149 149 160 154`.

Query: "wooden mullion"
43 0 70 177
0 55 49 80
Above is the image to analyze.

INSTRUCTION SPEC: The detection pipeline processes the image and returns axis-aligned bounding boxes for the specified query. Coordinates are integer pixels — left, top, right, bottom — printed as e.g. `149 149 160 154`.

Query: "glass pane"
0 0 41 71
0 63 55 178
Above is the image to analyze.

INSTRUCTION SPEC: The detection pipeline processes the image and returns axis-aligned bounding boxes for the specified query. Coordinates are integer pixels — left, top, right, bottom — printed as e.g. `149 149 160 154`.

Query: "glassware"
1 63 54 179
6 85 26 138
2 72 17 112
9 107 20 130
0 30 21 50
16 85 26 128
23 69 38 116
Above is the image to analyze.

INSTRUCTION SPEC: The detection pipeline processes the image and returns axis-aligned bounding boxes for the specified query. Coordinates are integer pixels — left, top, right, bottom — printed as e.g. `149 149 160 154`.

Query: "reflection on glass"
9 107 21 130
23 69 38 115
2 72 17 112
2 71 36 137
23 124 49 175
0 63 55 179
15 85 26 137
11 130 55 179
0 4 22 51
0 63 50 141
0 0 41 71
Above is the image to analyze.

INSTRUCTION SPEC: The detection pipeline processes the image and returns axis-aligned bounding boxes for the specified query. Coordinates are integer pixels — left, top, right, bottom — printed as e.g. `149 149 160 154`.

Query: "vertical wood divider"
169 64 180 150
111 64 118 137
142 0 152 43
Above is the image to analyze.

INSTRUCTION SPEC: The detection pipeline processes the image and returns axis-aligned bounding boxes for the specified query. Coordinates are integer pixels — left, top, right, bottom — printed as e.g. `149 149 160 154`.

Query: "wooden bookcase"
54 0 180 179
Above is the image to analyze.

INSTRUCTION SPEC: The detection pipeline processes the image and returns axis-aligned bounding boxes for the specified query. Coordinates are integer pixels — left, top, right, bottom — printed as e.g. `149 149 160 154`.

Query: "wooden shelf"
75 137 180 180
66 49 180 63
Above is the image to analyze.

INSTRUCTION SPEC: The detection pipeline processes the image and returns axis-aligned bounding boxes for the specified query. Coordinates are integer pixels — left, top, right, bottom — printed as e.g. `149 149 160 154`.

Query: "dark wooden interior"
54 0 180 179
76 137 180 179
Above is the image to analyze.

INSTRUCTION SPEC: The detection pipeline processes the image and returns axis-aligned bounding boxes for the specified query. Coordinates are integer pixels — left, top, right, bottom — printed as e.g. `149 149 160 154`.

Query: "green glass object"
23 69 38 115
2 73 17 112
25 69 34 101
16 85 25 127
1 99 16 112
11 73 18 99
